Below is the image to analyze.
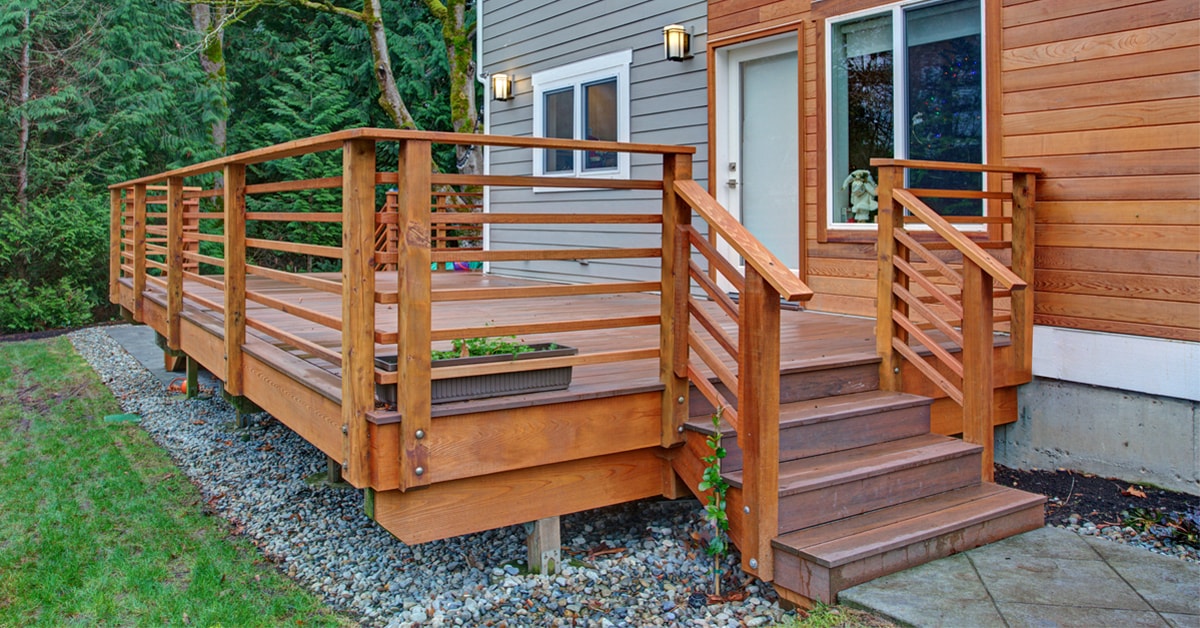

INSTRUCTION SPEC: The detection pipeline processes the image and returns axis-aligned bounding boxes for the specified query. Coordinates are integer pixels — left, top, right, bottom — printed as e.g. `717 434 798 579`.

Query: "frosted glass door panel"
739 52 799 269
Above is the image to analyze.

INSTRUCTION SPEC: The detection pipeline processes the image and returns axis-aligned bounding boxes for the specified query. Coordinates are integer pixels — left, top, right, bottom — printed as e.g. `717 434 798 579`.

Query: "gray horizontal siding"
482 0 708 284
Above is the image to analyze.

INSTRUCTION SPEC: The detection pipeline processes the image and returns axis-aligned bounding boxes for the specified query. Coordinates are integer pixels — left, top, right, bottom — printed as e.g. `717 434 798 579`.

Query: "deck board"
133 271 881 416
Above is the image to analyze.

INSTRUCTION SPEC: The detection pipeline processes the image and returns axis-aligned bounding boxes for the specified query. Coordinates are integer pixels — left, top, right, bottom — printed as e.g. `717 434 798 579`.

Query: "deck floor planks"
134 271 882 416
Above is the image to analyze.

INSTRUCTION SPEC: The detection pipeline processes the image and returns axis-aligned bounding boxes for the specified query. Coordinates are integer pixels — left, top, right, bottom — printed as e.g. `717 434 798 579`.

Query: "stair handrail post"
341 138 378 488
1009 172 1036 379
396 138 433 489
660 152 693 447
961 260 995 482
738 266 782 582
131 183 148 321
223 163 247 397
166 175 185 351
875 164 906 391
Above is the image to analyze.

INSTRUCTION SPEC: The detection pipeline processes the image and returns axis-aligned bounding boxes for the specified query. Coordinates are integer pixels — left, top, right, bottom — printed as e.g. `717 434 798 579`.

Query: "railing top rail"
892 189 1026 290
870 158 1041 175
110 129 696 189
674 179 813 302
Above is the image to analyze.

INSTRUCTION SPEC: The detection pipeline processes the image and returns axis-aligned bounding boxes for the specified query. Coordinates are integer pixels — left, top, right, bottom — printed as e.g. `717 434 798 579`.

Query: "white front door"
716 36 801 274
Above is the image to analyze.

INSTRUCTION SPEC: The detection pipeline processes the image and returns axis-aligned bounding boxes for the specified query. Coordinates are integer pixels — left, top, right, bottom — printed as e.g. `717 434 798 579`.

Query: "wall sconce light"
491 73 513 101
663 24 692 61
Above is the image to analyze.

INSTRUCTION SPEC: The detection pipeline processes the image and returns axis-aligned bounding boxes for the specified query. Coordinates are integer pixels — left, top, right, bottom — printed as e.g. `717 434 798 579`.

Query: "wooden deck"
110 130 1040 605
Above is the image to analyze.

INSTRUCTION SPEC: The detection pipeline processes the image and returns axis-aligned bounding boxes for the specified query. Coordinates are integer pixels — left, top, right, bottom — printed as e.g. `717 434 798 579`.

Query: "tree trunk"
364 0 416 129
17 8 31 213
191 3 228 154
438 0 481 175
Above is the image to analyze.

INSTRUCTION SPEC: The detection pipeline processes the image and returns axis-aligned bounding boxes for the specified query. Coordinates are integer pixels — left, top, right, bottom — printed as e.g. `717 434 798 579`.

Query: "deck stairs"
677 357 1045 604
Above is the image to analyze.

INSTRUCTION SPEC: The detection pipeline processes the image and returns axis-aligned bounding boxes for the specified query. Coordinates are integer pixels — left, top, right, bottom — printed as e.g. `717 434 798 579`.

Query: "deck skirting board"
370 448 667 544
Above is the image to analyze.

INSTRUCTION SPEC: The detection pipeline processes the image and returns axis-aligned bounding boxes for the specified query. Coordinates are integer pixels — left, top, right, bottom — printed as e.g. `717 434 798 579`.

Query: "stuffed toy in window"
841 169 879 223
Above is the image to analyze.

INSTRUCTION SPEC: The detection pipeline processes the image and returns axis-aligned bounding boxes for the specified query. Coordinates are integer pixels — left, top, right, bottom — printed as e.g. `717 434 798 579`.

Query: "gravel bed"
71 327 790 627
1048 506 1198 563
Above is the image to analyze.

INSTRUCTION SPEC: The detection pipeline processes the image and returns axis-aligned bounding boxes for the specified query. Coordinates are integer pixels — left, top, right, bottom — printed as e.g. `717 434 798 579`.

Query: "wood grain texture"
223 164 247 396
166 177 185 350
341 138 377 488
370 449 665 544
396 139 433 490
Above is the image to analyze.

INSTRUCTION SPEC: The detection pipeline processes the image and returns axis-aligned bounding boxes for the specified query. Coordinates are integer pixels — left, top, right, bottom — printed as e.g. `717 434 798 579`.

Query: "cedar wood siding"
483 0 708 284
708 0 1198 341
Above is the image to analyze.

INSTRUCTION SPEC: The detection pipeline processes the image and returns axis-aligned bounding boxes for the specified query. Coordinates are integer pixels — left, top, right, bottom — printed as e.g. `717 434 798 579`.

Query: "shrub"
0 193 109 333
0 277 94 333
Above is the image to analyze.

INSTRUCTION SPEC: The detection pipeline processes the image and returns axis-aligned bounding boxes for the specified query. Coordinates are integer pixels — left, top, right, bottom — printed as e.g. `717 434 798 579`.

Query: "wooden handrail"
109 128 694 189
674 179 812 302
871 158 1041 175
892 189 1026 290
875 160 1040 484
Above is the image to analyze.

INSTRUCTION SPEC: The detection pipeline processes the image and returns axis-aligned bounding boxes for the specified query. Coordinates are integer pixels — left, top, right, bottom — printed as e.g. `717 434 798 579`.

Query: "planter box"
374 343 577 404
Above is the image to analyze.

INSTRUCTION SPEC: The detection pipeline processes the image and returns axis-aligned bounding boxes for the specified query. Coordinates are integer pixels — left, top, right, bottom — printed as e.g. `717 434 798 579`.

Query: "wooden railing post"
397 139 433 489
132 184 148 322
342 138 377 487
660 153 693 446
166 176 185 350
875 164 906 391
962 261 995 482
223 164 247 396
109 189 122 304
1010 172 1036 378
739 267 781 582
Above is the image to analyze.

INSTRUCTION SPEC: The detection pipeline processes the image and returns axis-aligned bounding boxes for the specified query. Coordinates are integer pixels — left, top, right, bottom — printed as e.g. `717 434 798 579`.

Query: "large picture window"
532 50 631 181
828 0 983 226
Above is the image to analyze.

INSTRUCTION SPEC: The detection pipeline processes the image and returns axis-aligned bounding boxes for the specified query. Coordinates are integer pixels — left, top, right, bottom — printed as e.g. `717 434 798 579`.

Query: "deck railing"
872 159 1039 482
108 129 813 581
670 178 813 582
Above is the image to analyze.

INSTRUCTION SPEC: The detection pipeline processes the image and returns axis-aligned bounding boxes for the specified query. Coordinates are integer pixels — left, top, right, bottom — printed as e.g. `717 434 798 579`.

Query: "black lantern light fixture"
663 24 691 61
491 73 513 101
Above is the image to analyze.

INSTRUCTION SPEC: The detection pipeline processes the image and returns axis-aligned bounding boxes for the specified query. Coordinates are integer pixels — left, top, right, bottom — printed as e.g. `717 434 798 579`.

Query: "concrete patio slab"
840 526 1199 628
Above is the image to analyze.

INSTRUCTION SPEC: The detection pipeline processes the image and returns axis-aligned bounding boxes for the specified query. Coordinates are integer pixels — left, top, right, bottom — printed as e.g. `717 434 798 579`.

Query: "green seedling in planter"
432 336 535 361
698 407 730 598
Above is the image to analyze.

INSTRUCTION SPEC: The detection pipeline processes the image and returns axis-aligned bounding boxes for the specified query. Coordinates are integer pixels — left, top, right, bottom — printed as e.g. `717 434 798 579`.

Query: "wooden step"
684 391 932 471
771 483 1045 603
686 354 880 417
728 434 982 533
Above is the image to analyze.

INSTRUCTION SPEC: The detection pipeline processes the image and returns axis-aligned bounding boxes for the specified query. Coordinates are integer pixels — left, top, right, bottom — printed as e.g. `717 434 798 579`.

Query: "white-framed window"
826 0 984 228
532 50 632 182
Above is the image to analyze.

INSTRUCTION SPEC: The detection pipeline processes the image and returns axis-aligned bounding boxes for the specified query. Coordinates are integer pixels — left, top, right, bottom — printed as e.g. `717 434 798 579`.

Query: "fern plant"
698 407 730 598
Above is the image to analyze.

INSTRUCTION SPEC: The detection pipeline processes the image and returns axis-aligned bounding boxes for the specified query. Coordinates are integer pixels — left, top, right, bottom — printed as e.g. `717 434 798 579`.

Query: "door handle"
727 178 738 188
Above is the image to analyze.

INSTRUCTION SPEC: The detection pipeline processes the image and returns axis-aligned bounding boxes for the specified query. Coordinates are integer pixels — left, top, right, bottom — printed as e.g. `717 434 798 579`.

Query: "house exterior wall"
737 0 1200 343
481 0 708 284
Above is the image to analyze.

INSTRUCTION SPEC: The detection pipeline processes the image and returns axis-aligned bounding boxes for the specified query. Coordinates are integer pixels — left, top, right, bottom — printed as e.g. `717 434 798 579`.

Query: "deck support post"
1009 172 1036 379
109 189 122 304
962 261 995 482
132 184 148 322
222 390 261 429
166 176 184 351
341 138 378 488
186 356 199 399
875 165 906 392
660 152 693 447
327 455 344 484
738 268 781 583
525 516 561 575
396 139 433 490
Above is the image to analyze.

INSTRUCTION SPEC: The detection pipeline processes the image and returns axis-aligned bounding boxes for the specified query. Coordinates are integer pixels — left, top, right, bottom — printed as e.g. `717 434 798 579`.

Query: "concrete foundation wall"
996 378 1200 496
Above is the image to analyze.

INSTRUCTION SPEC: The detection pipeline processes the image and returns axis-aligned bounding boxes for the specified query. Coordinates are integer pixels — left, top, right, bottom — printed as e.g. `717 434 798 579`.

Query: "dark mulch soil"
995 464 1199 526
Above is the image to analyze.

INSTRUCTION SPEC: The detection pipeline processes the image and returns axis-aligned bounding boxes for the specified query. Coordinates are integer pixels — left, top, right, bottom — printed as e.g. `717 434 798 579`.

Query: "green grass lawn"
0 337 350 626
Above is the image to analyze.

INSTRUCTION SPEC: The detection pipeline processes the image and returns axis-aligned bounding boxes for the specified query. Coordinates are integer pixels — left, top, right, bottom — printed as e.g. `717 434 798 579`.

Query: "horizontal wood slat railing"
872 158 1039 484
669 176 813 585
108 128 828 589
108 129 696 495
